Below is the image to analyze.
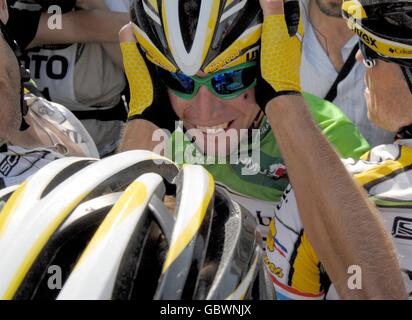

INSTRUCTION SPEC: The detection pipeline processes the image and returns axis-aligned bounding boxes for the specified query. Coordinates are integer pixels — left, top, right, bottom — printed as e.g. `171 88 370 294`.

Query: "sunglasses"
157 61 258 100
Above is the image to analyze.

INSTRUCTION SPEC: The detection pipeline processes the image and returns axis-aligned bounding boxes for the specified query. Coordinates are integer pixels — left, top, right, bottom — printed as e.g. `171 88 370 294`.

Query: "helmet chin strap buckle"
363 58 376 69
359 41 377 69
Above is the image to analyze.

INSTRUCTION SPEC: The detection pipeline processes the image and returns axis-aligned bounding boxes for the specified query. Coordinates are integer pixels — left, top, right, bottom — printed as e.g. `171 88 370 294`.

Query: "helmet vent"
179 1 201 52
40 160 95 198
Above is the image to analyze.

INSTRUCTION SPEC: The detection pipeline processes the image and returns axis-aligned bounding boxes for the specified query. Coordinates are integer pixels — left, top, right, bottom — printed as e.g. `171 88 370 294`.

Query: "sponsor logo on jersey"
264 255 284 279
0 155 20 176
268 163 287 179
392 217 412 241
25 54 69 80
267 220 288 257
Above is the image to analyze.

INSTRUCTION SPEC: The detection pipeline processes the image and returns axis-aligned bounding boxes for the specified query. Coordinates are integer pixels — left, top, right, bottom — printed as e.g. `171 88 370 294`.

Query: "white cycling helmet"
0 150 275 300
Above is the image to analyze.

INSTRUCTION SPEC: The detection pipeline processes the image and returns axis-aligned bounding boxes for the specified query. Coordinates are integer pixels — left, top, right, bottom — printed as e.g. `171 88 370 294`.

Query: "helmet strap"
360 41 377 69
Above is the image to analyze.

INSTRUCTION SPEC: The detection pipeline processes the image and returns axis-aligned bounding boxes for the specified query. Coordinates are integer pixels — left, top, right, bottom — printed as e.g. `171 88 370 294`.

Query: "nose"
189 85 220 121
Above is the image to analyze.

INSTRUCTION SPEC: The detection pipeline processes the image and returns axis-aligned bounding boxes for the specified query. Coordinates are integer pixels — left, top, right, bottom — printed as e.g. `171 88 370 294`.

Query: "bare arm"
261 0 406 299
118 119 161 153
266 96 406 299
27 9 129 49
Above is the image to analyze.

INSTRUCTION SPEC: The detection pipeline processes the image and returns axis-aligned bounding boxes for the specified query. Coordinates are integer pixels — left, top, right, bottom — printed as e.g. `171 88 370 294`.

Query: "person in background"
0 0 97 188
265 0 412 300
301 0 393 146
7 0 130 157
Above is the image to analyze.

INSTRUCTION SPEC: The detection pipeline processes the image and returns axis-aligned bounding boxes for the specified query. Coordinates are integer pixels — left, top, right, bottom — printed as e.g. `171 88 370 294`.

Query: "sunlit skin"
356 50 412 132
0 23 22 144
168 70 261 156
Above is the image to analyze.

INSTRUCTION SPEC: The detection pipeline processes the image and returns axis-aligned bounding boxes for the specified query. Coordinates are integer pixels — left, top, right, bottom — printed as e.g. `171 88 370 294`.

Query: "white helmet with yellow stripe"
0 150 275 300
342 0 412 90
131 0 261 76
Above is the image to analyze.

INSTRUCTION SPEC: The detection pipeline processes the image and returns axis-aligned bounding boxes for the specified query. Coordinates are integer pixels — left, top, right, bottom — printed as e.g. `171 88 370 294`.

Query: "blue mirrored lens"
211 65 257 95
171 73 195 93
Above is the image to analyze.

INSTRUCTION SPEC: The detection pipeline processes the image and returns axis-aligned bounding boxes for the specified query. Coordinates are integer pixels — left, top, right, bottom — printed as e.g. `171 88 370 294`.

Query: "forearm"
266 95 406 299
28 9 129 48
117 119 161 153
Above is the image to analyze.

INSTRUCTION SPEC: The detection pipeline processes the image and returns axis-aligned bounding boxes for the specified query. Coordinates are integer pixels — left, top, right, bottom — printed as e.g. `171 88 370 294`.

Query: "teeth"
196 122 229 134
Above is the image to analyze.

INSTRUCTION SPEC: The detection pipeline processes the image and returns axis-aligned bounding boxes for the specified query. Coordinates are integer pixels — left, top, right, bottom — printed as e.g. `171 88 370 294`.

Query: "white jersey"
299 0 393 147
24 43 126 112
265 140 412 299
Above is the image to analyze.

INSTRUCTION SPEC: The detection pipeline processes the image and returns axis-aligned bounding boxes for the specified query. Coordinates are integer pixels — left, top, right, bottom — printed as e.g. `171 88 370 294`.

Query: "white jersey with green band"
170 92 370 242
265 139 412 300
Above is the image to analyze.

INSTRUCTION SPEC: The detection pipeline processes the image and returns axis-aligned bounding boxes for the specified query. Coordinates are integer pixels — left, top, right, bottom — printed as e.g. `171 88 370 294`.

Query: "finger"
119 23 136 43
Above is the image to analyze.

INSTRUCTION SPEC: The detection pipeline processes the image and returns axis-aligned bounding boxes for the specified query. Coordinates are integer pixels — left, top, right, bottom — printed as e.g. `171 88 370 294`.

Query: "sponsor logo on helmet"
207 48 242 73
352 26 378 48
389 48 412 56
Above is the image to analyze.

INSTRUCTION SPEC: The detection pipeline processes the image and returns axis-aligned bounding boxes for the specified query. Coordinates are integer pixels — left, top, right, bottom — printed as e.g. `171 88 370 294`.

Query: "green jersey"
169 92 370 240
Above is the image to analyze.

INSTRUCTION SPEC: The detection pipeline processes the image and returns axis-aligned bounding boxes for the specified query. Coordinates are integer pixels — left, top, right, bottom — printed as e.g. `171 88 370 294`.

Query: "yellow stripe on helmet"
162 170 214 273
147 0 159 13
2 192 88 299
225 254 259 300
204 24 262 74
132 23 177 72
342 0 368 19
224 0 235 10
0 181 28 239
75 181 149 268
201 0 221 66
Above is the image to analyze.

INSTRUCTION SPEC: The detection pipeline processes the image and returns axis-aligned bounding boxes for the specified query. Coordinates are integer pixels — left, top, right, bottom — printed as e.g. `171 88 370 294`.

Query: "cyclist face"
357 50 412 132
0 4 21 142
168 70 260 156
314 0 343 17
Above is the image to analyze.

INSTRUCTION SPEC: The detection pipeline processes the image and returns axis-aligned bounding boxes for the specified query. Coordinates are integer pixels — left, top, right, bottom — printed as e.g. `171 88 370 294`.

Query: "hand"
119 23 154 119
259 0 304 105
